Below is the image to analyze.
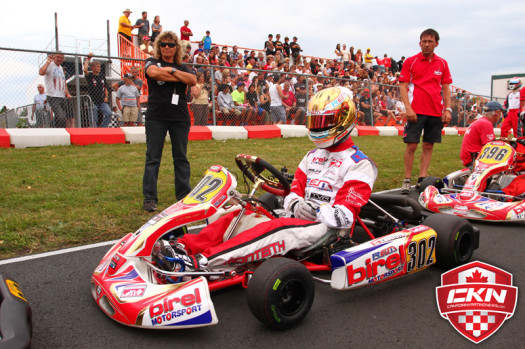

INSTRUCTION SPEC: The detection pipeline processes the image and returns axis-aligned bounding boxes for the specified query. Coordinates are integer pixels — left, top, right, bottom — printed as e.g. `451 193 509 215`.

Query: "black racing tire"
418 176 444 193
423 213 477 269
247 258 315 330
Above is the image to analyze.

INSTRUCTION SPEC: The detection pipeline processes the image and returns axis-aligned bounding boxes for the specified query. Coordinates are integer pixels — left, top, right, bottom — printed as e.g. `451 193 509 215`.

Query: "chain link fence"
0 47 505 129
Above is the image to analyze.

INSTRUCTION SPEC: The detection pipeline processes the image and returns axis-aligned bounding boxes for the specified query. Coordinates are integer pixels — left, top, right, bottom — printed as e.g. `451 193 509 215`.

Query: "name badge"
171 94 179 105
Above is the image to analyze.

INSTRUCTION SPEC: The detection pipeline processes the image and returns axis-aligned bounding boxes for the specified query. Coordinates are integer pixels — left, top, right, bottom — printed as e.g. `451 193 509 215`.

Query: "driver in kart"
170 86 378 271
459 101 505 169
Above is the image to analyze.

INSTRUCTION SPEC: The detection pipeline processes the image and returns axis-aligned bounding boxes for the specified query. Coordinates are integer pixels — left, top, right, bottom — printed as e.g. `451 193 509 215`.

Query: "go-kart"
92 154 479 330
419 139 525 221
0 275 32 349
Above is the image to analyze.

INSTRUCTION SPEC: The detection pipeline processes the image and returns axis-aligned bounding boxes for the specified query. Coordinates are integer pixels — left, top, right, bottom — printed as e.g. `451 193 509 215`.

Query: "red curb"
0 128 11 148
244 125 281 139
456 127 468 135
356 125 379 136
189 126 212 141
394 125 404 136
66 128 126 145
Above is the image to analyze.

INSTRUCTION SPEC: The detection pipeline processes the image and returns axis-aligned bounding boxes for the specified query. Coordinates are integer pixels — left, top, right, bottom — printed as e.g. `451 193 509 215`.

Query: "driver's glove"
292 199 318 221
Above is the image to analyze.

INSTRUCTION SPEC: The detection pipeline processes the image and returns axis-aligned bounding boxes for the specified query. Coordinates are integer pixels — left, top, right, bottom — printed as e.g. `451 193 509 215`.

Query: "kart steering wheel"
235 154 291 196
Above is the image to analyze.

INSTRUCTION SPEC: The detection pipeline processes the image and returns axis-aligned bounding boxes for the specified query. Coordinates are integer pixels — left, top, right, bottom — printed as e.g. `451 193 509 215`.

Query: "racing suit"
180 137 378 270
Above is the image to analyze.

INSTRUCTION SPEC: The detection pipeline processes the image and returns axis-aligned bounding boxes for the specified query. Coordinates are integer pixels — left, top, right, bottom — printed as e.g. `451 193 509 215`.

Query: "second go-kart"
419 139 525 221
92 154 479 330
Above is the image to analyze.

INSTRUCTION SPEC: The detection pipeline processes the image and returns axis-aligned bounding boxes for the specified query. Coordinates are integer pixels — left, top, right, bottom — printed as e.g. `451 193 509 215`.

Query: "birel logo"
149 288 202 325
347 245 405 286
119 285 147 299
312 156 327 164
436 261 518 344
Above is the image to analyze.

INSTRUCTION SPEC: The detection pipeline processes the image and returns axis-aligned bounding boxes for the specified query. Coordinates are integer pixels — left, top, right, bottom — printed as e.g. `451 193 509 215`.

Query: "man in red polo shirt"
460 101 504 168
399 28 453 194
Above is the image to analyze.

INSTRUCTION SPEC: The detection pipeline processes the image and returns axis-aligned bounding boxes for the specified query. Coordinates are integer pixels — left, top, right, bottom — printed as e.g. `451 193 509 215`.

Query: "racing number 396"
406 236 436 273
479 145 508 162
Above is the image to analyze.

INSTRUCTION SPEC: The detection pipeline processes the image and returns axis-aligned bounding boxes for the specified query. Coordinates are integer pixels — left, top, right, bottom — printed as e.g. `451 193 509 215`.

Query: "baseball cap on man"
123 8 132 13
483 101 505 112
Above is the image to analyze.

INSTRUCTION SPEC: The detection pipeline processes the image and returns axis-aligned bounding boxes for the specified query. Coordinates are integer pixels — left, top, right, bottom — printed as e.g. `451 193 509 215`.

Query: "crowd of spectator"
29 9 493 129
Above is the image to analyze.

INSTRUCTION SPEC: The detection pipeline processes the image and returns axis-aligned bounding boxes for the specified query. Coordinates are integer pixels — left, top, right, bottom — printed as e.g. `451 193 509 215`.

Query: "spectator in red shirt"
281 81 296 121
399 28 453 194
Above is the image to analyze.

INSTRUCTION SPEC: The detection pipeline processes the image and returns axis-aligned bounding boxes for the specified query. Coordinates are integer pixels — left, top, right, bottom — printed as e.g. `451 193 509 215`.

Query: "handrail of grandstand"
117 34 149 103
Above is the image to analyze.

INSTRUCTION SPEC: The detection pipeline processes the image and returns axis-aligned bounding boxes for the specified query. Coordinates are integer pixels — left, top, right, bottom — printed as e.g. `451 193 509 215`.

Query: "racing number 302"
406 236 436 273
479 146 508 162
188 175 224 203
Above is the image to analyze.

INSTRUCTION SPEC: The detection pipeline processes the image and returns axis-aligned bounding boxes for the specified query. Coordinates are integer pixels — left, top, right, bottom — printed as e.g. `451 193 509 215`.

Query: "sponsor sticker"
436 261 518 344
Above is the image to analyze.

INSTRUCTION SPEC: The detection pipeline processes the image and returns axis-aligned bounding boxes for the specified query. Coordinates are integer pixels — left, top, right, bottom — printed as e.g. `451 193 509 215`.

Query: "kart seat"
222 211 272 242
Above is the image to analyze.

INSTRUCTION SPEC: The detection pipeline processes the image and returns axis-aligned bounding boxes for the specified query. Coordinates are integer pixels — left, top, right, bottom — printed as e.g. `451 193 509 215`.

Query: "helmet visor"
306 112 339 130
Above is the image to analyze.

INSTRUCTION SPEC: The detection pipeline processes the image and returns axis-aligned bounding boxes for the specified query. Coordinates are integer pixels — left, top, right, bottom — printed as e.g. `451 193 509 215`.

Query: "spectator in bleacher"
245 83 265 125
364 48 373 69
283 37 290 57
151 16 162 43
355 48 363 66
83 53 112 127
350 46 356 64
180 20 193 49
265 41 276 57
390 56 398 74
257 51 265 64
263 56 274 70
310 58 320 75
208 50 218 65
395 99 407 125
118 8 136 42
142 30 197 212
229 45 241 62
218 84 242 121
191 72 210 126
340 44 350 69
231 83 249 123
281 81 296 122
382 54 391 72
135 11 150 46
294 85 307 125
116 73 140 127
201 30 213 55
397 56 405 72
112 66 143 95
334 44 342 62
140 36 154 56
32 84 50 128
38 51 73 128
359 88 374 126
290 36 302 65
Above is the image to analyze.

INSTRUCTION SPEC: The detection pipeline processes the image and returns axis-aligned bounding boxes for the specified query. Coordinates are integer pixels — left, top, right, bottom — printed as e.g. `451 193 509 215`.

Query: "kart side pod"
330 226 437 290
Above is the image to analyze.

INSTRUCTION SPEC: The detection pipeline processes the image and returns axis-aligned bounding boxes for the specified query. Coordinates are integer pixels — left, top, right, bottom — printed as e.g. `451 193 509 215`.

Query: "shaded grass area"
0 135 463 259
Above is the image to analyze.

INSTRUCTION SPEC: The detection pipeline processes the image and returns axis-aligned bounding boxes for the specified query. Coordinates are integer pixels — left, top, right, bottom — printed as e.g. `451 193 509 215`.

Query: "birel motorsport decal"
330 226 436 290
436 261 517 344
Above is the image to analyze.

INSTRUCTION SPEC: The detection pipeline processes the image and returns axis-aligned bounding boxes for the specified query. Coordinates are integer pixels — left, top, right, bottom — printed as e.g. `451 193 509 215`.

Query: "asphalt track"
1 192 524 348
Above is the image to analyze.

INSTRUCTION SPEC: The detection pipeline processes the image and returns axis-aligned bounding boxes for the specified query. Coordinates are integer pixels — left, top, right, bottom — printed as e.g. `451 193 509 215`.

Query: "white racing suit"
180 137 378 270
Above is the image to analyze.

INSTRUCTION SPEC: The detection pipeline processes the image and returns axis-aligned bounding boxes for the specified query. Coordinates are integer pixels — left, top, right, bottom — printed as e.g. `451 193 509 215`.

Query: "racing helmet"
509 77 522 90
306 86 356 148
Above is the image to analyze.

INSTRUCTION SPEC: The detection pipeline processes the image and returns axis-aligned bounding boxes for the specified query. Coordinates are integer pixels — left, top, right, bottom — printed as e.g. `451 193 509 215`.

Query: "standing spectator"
397 56 405 72
364 48 373 69
281 81 297 122
180 20 193 49
399 28 452 194
355 48 363 66
116 73 140 127
151 16 162 43
201 30 212 55
274 34 284 53
359 88 375 126
290 36 302 65
265 41 276 57
294 85 308 125
118 8 135 42
340 44 351 69
269 75 287 124
140 36 154 55
382 54 391 72
38 52 73 128
520 82 525 136
191 72 210 126
460 101 504 168
142 31 197 212
283 37 291 57
135 11 150 46
501 78 522 137
264 34 273 51
83 53 112 127
390 56 398 74
112 66 144 94
31 84 50 128
334 44 342 62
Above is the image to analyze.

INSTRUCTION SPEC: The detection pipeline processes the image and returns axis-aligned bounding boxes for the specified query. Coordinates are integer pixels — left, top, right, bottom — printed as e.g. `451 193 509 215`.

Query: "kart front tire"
423 213 477 269
247 258 314 330
418 176 444 193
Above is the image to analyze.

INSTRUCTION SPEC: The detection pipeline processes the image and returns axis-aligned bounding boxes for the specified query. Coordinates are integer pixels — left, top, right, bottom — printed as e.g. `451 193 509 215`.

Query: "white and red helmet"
509 77 522 90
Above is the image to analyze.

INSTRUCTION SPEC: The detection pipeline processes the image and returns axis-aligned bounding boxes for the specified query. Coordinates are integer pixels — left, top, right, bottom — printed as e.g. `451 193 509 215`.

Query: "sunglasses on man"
160 42 177 48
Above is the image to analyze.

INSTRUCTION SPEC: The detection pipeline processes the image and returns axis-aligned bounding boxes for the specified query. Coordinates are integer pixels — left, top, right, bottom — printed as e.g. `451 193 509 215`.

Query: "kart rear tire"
423 213 476 269
418 176 444 193
247 258 314 330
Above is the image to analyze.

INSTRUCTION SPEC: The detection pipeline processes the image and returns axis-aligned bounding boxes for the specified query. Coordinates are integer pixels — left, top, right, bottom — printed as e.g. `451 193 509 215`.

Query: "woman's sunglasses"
160 42 177 48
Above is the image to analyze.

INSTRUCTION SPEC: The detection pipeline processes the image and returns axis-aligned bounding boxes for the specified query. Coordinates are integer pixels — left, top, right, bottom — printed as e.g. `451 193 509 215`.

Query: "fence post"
74 54 81 127
210 66 216 125
368 81 374 126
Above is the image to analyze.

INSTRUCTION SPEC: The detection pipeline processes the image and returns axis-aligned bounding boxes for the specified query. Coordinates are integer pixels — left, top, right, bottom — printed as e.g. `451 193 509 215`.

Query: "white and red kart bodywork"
420 141 525 221
92 157 478 329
